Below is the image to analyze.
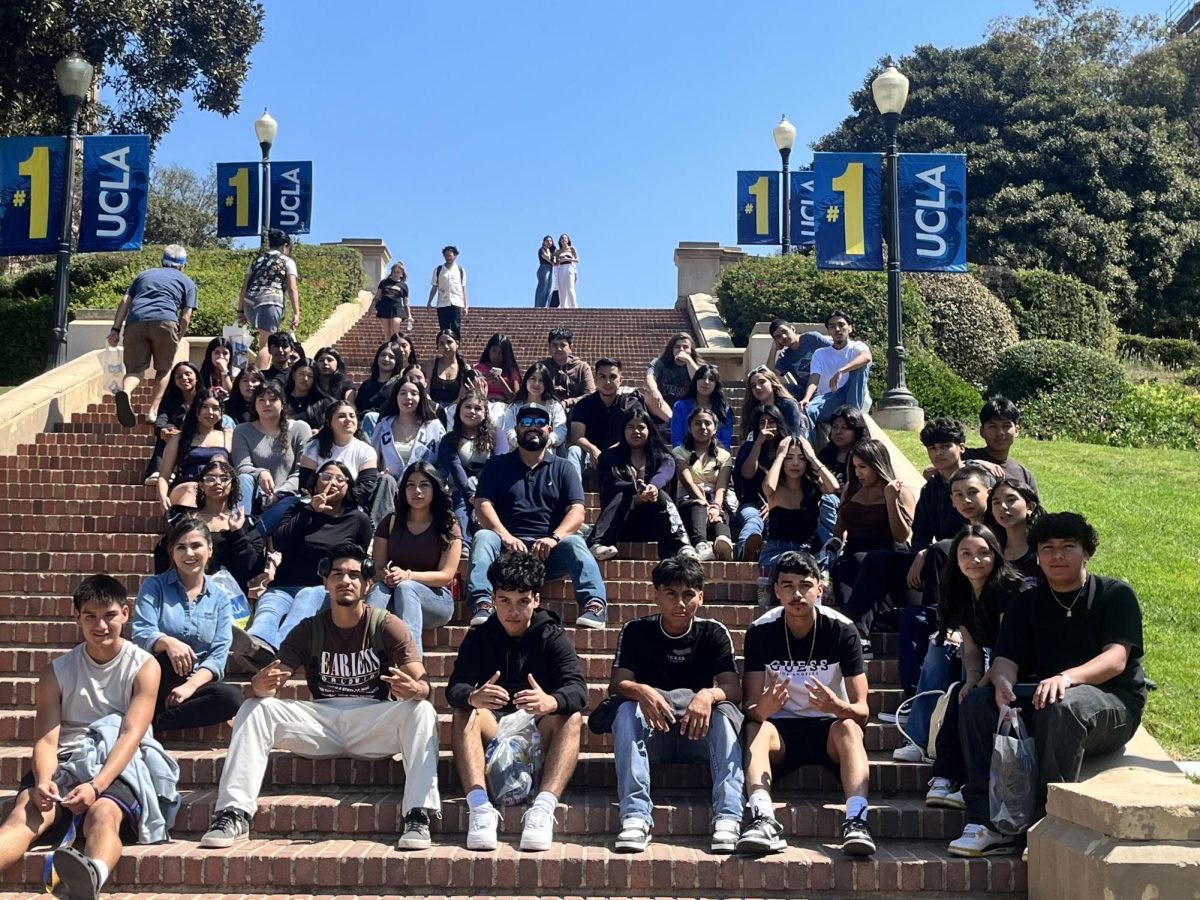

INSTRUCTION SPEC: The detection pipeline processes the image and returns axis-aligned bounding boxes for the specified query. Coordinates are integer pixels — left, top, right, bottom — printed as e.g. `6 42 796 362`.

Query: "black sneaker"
859 638 874 661
735 812 786 854
51 846 101 900
841 812 876 857
115 389 136 427
396 807 432 850
200 808 251 848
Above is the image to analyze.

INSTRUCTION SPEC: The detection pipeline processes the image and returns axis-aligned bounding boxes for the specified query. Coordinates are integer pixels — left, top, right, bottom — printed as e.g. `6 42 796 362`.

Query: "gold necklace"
1050 577 1087 618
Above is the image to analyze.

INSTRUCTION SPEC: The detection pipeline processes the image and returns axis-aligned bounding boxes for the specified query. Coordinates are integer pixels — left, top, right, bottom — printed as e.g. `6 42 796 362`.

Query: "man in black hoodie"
447 551 587 854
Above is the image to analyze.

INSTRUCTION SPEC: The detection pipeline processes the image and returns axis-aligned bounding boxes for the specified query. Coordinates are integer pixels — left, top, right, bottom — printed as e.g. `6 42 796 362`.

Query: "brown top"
375 516 460 571
839 495 897 547
279 608 418 700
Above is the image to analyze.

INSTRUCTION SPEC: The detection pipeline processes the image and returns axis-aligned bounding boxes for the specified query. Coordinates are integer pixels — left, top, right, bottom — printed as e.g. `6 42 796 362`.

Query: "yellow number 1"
748 175 770 236
831 162 865 256
227 166 250 227
17 146 49 240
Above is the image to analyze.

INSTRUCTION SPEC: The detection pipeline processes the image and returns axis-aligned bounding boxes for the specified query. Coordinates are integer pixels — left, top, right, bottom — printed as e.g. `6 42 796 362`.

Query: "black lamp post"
46 52 94 370
773 115 796 255
871 63 919 412
254 108 277 247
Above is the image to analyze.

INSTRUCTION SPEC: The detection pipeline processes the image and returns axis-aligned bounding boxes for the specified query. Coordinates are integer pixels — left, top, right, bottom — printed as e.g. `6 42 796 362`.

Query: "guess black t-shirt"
613 615 737 691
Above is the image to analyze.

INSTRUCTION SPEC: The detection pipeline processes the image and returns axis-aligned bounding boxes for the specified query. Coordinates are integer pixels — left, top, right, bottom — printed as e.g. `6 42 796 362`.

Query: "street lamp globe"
54 53 94 100
254 108 278 153
871 64 909 116
772 115 796 152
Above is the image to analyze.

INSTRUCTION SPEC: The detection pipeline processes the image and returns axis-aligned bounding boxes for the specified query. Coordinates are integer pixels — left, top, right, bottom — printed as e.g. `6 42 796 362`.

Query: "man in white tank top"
0 575 159 900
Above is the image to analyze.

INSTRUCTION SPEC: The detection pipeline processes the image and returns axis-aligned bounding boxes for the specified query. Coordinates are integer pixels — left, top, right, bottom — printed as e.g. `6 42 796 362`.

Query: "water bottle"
405 318 413 333
756 562 773 607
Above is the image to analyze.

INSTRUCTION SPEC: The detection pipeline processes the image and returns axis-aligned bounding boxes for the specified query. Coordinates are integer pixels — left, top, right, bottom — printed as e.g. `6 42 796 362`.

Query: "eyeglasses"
318 472 348 485
518 416 549 428
201 475 231 485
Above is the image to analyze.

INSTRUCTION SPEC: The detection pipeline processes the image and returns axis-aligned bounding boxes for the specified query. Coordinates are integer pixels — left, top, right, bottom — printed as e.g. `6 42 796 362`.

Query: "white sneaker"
713 535 734 560
520 803 556 851
892 741 929 763
943 789 966 810
678 545 700 560
614 816 650 853
925 777 960 808
591 544 618 561
692 541 713 561
466 803 500 850
710 817 740 853
948 823 1017 857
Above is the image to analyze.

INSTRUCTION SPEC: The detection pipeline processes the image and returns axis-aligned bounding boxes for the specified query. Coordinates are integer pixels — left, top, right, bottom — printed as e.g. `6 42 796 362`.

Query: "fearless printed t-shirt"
279 608 418 700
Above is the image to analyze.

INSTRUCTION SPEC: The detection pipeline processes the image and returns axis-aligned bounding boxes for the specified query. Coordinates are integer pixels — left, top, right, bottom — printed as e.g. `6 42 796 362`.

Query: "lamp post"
46 52 94 370
870 64 920 417
254 108 277 247
773 115 796 255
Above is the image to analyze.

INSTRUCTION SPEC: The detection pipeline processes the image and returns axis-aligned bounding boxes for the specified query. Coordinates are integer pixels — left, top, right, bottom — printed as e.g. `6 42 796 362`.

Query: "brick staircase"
0 305 1025 897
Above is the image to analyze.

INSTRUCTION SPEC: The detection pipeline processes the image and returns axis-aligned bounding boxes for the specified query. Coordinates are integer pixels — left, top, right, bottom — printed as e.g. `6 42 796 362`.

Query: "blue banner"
216 161 260 238
813 152 883 270
790 168 815 247
736 170 779 245
899 153 967 272
0 136 67 256
269 161 312 234
78 135 150 252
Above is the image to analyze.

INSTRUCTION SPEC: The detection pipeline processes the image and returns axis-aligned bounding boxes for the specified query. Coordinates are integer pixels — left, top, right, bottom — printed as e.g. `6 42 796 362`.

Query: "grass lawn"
886 429 1200 759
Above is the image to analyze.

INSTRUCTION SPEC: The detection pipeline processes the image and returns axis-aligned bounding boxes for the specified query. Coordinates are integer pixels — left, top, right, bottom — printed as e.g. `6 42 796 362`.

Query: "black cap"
516 402 551 421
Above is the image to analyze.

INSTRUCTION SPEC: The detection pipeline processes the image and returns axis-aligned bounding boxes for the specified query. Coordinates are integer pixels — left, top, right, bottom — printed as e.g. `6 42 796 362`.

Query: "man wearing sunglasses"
468 403 608 629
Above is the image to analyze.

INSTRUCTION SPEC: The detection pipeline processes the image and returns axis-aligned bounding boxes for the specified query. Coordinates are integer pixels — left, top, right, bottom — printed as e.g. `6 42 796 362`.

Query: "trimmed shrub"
1183 368 1200 388
905 351 983 422
715 253 931 352
1087 380 1200 452
907 272 1018 387
0 295 53 384
987 339 1129 440
986 268 1117 354
1117 333 1200 370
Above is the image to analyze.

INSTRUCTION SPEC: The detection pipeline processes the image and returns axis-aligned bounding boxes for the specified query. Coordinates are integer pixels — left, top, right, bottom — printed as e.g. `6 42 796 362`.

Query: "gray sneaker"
200 808 251 848
396 808 432 850
575 599 607 629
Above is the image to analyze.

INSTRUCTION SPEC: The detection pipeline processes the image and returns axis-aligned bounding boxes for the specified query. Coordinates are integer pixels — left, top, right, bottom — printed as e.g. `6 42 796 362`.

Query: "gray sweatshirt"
231 419 312 496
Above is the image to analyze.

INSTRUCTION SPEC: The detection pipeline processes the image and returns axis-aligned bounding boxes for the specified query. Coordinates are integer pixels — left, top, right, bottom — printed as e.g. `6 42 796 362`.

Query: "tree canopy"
143 164 232 250
815 0 1200 339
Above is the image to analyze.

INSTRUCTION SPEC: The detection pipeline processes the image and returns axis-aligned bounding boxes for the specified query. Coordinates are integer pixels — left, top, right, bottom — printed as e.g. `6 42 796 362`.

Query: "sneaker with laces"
200 808 251 848
735 812 786 854
591 544 618 561
520 803 556 851
230 625 277 672
710 817 741 853
694 541 714 561
52 846 101 900
859 637 875 660
925 777 963 808
575 599 607 629
395 807 432 850
614 816 651 853
892 740 930 763
713 535 734 560
948 823 1017 857
840 812 876 856
466 803 500 850
678 544 700 560
470 600 495 626
943 788 966 809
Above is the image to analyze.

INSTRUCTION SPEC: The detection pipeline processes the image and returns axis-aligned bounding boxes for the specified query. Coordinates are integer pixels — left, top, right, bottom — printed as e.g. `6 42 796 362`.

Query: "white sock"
532 790 557 813
89 858 110 886
748 789 773 819
846 795 869 820
467 788 490 811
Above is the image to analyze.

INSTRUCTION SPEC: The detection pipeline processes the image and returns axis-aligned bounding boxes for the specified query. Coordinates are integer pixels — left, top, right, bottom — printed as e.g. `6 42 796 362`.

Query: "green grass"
886 429 1200 759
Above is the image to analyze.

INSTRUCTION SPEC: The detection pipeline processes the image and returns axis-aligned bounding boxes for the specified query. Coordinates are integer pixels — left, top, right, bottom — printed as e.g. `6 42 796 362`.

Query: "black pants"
153 652 243 733
829 541 905 624
922 539 953 607
679 499 731 546
437 305 461 337
591 490 687 558
842 548 922 636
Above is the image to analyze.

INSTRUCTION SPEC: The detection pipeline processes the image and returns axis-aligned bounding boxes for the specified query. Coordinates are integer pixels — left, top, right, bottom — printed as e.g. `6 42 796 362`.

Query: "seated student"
738 551 875 857
0 575 165 900
355 341 403 430
225 365 264 426
670 364 734 450
232 381 312 532
799 310 873 423
949 513 1146 857
589 406 690 562
446 551 587 853
816 405 868 488
673 408 734 561
144 360 200 485
500 362 568 451
963 395 1038 492
985 478 1044 583
732 404 786 562
769 317 833 400
284 359 326 430
200 544 441 851
566 357 641 481
435 391 509 545
303 401 391 525
135 518 243 732
540 327 595 412
642 332 703 424
312 346 356 406
742 366 806 441
399 363 448 426
423 328 467 408
155 388 232 512
468 402 608 629
371 377 446 481
474 332 522 402
199 336 236 402
392 333 420 371
261 331 297 386
609 555 743 853
759 435 840 594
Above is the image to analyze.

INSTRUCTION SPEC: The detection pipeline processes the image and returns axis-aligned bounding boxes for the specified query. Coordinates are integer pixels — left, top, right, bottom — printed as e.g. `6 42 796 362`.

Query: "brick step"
0 483 162 502
51 418 156 433
0 532 158 552
0 836 1025 896
0 466 145 485
24 433 156 451
0 510 165 533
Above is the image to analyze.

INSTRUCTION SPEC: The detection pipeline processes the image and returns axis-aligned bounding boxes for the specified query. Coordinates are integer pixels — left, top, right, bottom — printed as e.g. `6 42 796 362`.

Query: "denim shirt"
131 570 233 679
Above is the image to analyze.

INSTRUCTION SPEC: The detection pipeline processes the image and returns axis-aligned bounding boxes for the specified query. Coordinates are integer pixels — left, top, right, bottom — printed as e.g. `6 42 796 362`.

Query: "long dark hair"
312 346 353 401
385 376 438 424
449 390 496 455
777 437 824 497
936 524 1025 642
194 458 241 511
681 406 720 465
845 438 897 501
174 387 225 475
315 401 362 458
199 337 235 391
683 364 729 425
513 361 555 406
285 358 315 397
226 365 263 422
746 404 784 475
249 380 293 455
434 328 467 371
316 460 357 510
394 461 457 549
656 331 699 368
392 335 419 369
828 405 868 447
479 333 521 379
159 361 201 417
614 405 670 473
368 341 402 383
984 478 1044 547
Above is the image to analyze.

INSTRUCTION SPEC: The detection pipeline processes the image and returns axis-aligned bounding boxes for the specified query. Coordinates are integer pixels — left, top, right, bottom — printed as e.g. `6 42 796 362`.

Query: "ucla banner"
216 161 261 238
78 135 150 252
813 152 883 270
790 168 815 247
736 170 779 245
269 161 312 234
899 153 967 272
0 137 67 256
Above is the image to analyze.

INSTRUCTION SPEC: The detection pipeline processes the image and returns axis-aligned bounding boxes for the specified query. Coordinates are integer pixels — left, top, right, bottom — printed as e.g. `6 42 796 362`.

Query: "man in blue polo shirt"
107 244 198 427
769 318 832 401
468 402 608 629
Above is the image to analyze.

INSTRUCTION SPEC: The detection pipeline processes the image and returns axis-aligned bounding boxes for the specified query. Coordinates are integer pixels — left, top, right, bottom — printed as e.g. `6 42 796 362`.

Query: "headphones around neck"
316 553 375 581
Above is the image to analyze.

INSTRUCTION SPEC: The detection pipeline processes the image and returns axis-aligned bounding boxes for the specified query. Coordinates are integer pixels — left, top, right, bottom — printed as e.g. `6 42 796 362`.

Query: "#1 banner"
813 152 883 270
216 161 261 238
736 170 780 245
0 136 67 256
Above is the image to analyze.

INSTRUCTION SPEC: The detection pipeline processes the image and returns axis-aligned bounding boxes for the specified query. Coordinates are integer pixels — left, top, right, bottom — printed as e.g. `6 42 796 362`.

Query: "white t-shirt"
432 262 467 308
302 436 377 477
810 341 869 395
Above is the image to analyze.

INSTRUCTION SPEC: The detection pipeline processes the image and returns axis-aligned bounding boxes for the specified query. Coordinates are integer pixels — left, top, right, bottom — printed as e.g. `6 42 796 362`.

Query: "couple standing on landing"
534 234 580 309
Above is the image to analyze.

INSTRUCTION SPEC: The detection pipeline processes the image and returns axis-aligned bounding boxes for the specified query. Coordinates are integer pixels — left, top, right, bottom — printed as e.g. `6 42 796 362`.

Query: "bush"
987 339 1129 439
904 351 984 422
1183 368 1200 388
1086 380 1200 452
1117 333 1200 370
715 253 931 352
907 272 1018 387
0 295 53 384
985 268 1117 354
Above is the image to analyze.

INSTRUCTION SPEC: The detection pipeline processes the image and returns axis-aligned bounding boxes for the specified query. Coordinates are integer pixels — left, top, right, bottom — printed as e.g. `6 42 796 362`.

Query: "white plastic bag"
223 325 253 370
484 710 543 806
98 346 124 395
989 706 1038 835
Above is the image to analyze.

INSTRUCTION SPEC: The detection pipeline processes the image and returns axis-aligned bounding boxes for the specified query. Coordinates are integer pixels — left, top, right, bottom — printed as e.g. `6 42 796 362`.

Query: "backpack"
436 264 466 290
246 251 289 298
309 605 391 700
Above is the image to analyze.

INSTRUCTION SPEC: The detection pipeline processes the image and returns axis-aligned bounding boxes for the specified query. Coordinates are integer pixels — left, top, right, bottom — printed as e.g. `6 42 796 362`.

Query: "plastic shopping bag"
484 710 543 806
989 706 1038 835
223 325 253 370
98 346 124 395
209 568 252 629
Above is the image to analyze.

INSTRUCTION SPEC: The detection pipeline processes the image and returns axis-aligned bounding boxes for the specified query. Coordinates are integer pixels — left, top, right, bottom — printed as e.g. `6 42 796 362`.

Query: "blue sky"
150 0 1168 308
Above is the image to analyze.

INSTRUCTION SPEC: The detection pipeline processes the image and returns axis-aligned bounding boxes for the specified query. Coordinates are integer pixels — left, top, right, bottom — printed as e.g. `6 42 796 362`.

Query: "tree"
143 165 232 250
0 1 264 145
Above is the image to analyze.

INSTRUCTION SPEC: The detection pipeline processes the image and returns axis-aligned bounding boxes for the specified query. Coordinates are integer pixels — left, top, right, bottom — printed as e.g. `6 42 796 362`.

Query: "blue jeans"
534 263 554 308
566 445 590 484
467 529 606 611
248 584 328 650
366 580 454 656
807 365 871 422
817 493 839 547
897 605 937 695
734 503 764 559
906 637 961 750
361 411 380 441
612 700 743 826
236 473 301 535
452 493 474 549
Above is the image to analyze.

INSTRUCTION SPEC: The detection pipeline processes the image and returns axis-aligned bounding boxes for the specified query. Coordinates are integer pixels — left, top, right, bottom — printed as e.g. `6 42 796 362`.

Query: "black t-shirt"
995 574 1147 709
946 579 1021 651
743 606 864 720
613 614 737 692
377 277 409 304
570 391 637 451
816 443 849 489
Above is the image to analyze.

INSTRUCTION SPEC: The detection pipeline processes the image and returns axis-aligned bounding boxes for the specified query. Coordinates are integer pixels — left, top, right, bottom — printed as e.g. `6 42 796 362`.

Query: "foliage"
900 351 983 422
906 272 1018 386
143 165 232 250
814 0 1200 339
1117 333 1200 370
1087 379 1200 451
988 268 1117 353
0 1 264 144
0 244 363 385
714 252 931 351
987 339 1129 439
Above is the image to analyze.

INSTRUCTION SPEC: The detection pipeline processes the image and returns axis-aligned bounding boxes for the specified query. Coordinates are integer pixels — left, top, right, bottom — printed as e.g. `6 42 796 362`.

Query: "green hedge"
907 272 1018 387
1117 333 1200 370
0 244 363 385
1086 380 1200 452
867 350 983 422
715 253 931 352
980 267 1117 354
